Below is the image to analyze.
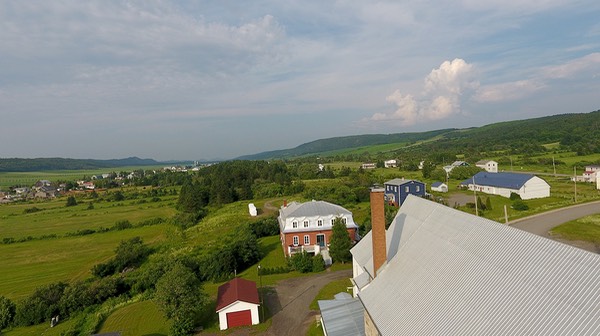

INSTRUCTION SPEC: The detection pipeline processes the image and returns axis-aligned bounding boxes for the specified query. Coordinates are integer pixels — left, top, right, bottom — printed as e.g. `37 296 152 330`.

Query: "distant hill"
237 129 457 160
238 110 600 160
0 157 165 172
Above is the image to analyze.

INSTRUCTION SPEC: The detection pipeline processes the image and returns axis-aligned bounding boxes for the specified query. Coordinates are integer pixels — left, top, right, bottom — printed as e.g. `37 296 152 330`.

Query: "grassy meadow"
550 214 600 245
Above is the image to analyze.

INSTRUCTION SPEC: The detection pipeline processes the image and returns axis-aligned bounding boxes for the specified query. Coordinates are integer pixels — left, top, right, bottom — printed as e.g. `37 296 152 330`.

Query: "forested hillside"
0 157 162 172
240 110 600 161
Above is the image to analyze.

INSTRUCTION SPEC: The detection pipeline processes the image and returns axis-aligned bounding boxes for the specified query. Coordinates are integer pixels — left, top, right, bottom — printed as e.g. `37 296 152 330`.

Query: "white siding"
218 301 260 330
519 176 551 199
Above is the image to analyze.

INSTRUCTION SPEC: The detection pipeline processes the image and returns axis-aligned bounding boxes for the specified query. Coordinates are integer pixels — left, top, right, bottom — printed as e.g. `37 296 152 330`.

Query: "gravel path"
264 269 352 336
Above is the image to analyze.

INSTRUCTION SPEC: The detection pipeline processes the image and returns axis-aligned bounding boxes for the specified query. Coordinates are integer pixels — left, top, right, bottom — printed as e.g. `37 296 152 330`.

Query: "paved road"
509 200 600 252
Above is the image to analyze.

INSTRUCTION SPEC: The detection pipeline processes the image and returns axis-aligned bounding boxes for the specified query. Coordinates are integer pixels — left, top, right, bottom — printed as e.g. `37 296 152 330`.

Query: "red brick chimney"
370 186 387 277
283 199 287 207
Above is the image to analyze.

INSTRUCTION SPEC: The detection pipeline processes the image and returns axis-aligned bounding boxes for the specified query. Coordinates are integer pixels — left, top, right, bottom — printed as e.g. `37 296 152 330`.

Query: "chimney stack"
370 186 387 277
283 199 287 207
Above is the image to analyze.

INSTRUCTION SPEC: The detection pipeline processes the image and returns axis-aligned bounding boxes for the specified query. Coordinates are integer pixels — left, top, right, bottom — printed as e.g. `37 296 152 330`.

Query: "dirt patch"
446 193 474 207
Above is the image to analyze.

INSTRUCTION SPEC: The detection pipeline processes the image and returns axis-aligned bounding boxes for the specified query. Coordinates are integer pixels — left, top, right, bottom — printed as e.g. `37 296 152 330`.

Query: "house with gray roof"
460 171 550 199
278 200 358 257
350 193 600 336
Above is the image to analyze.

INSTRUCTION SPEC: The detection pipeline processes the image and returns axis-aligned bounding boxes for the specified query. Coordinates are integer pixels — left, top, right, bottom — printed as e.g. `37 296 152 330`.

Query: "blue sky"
1 1 599 161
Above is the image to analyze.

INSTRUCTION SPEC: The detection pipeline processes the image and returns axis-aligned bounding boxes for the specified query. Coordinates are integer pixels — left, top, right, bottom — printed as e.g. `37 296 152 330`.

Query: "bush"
113 220 132 231
509 192 521 200
312 255 325 272
65 196 77 207
23 207 42 214
14 282 67 326
512 200 529 211
289 252 313 273
0 295 16 329
248 217 279 238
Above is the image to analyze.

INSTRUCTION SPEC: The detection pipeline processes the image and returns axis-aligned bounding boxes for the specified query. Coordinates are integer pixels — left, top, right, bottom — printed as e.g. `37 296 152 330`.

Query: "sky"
1 1 599 161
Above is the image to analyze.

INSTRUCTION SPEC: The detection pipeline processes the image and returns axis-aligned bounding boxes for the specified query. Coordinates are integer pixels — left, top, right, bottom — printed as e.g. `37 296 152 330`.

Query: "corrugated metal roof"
358 195 600 336
460 171 537 189
319 293 365 336
280 200 351 218
385 178 424 186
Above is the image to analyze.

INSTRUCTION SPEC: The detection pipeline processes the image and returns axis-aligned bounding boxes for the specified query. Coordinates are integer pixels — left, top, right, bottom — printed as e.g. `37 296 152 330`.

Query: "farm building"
430 181 448 193
460 172 550 200
443 160 469 173
216 278 260 330
384 178 426 206
348 191 600 336
278 200 358 258
384 159 397 168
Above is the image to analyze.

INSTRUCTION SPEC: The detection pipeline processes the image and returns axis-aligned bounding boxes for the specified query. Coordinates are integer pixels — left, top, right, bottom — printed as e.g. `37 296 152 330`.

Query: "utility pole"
257 265 264 322
574 166 577 203
552 156 556 176
473 175 478 216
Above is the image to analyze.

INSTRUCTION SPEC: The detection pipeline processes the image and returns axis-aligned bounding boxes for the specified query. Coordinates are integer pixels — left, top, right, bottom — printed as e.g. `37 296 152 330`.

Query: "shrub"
312 255 325 272
14 282 67 326
113 220 132 231
248 217 279 238
0 295 16 329
23 207 42 214
289 252 313 273
65 196 77 207
509 192 521 200
512 200 529 211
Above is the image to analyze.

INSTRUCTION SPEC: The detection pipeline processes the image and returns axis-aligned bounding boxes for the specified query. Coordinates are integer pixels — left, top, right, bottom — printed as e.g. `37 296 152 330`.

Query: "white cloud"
474 80 545 102
541 52 600 79
370 59 477 125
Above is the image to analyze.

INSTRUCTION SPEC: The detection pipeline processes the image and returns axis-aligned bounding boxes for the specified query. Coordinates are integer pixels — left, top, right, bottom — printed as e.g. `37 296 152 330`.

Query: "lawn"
0 224 169 300
97 300 170 336
550 214 600 245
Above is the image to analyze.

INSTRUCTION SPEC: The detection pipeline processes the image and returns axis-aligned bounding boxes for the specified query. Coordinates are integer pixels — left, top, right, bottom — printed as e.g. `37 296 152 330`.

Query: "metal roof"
216 277 260 312
357 195 600 336
384 178 424 186
430 181 445 188
318 292 365 336
280 200 351 218
460 171 538 189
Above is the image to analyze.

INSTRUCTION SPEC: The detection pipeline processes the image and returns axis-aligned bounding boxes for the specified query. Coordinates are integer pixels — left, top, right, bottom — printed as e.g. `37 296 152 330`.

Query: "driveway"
264 269 352 336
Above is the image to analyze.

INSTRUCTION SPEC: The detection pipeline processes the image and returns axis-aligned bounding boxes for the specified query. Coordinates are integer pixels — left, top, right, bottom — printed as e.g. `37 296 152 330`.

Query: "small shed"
216 278 260 330
431 182 448 193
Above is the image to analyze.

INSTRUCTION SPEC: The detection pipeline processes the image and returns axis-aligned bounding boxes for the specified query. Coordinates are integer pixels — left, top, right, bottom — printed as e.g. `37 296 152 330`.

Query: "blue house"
384 178 426 206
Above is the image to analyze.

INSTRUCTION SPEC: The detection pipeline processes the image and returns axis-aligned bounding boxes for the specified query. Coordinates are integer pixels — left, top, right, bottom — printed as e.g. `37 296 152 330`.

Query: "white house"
384 159 397 168
430 181 448 193
460 172 550 200
475 160 498 173
361 163 376 169
216 278 260 330
348 192 600 336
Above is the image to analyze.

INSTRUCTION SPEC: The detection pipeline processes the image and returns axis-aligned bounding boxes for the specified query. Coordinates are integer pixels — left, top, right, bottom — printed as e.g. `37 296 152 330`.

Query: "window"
303 220 309 228
292 221 298 228
293 236 299 246
304 235 310 245
331 219 336 225
416 186 420 192
317 219 323 227
405 186 409 192
342 217 347 225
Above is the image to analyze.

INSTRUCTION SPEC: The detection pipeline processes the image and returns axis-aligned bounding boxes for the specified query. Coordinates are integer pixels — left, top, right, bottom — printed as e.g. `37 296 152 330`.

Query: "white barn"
461 172 550 200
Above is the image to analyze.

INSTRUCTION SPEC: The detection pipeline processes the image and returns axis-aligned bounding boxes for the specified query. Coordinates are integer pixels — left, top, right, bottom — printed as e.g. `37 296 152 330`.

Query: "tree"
65 196 77 207
485 197 492 211
0 295 16 330
155 263 206 336
329 217 353 263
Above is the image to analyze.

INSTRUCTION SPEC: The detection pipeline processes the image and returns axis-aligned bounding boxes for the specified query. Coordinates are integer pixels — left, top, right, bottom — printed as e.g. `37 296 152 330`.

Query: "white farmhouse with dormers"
278 200 358 257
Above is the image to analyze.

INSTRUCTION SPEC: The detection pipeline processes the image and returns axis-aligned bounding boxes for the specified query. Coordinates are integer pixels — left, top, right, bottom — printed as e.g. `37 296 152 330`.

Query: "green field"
0 165 166 189
0 196 177 240
0 224 169 300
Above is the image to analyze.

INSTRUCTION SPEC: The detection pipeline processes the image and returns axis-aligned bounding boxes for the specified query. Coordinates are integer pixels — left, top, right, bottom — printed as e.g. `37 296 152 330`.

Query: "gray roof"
384 178 423 186
280 200 351 219
358 195 600 336
319 292 365 336
460 171 541 189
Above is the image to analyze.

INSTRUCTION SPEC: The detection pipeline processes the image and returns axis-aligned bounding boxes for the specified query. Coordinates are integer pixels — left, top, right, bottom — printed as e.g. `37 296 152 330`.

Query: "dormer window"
342 217 347 225
292 221 298 228
303 220 309 228
317 219 323 227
